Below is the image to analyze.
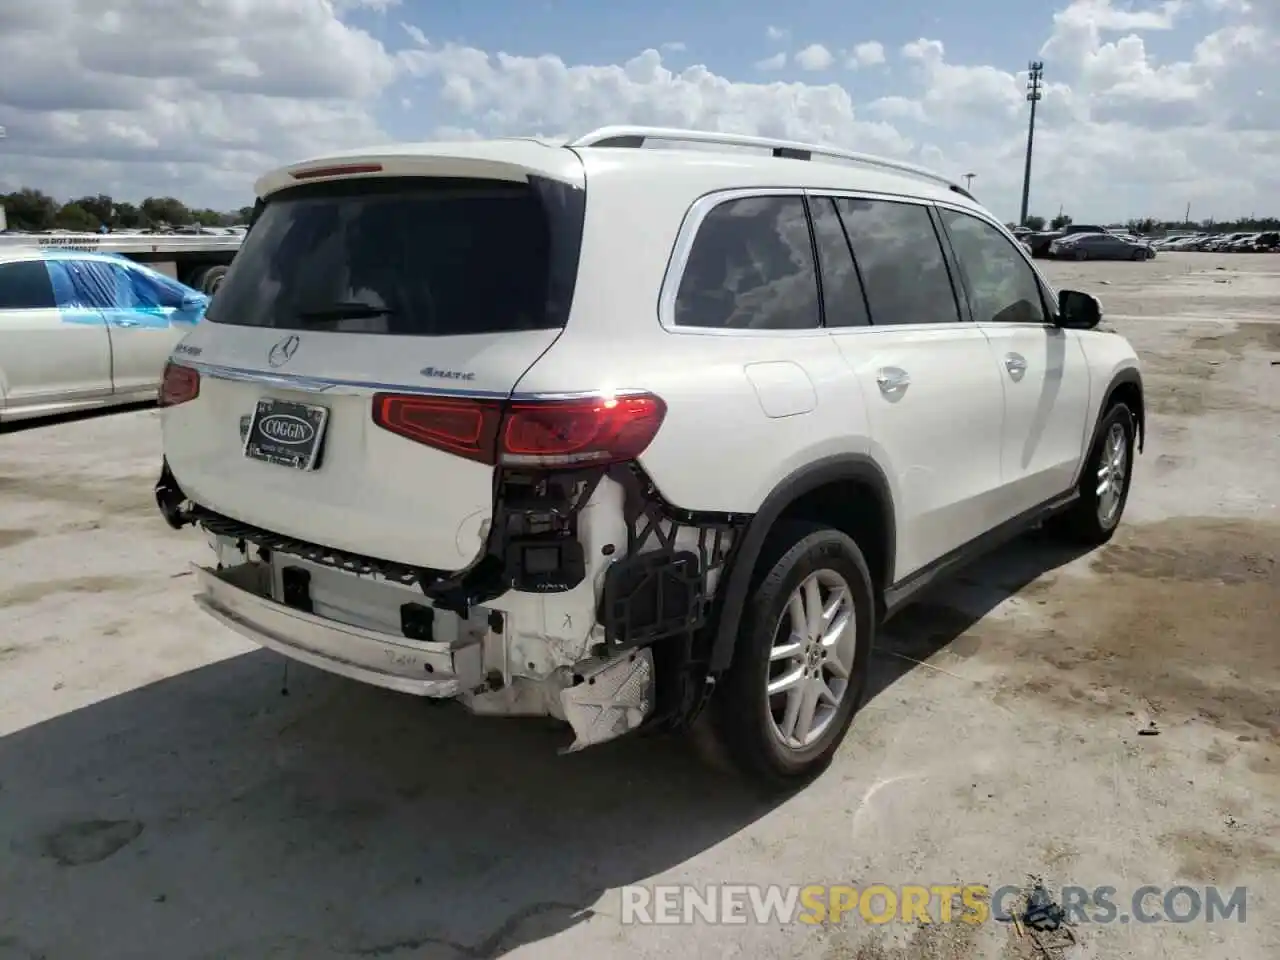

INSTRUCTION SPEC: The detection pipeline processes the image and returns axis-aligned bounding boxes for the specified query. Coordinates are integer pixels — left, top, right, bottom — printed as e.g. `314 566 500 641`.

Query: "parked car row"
1152 231 1279 253
0 248 208 423
1013 224 1155 261
1045 231 1155 261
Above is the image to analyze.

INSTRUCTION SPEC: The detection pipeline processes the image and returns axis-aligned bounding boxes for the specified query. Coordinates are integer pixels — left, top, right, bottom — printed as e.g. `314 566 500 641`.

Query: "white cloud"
402 22 428 46
1041 0 1186 65
867 96 928 121
766 25 789 42
849 41 887 68
794 44 835 71
661 41 687 53
335 0 401 10
0 0 1276 223
0 0 396 204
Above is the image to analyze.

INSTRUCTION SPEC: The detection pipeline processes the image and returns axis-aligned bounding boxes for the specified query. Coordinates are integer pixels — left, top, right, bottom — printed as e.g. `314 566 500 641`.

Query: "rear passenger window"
810 198 869 328
674 196 819 330
0 261 56 310
832 198 961 326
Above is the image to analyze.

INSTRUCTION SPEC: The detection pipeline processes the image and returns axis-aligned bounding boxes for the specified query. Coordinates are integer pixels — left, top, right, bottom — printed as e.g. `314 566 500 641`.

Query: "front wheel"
1074 248 1088 261
1047 403 1136 546
704 522 875 791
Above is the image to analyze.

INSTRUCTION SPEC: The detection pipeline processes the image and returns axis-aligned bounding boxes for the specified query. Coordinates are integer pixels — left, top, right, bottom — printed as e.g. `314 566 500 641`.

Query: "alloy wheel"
765 569 857 751
1096 422 1128 527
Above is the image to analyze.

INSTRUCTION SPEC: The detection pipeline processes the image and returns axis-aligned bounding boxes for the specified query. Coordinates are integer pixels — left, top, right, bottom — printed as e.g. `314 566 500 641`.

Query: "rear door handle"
113 318 140 328
876 367 910 395
1004 353 1027 380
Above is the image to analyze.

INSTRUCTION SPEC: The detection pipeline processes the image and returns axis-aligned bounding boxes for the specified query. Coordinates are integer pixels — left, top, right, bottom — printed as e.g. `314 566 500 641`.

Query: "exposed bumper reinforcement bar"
191 563 482 697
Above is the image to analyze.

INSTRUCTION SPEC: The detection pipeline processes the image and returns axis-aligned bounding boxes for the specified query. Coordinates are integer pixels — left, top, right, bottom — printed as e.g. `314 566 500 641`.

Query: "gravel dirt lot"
1 252 1277 960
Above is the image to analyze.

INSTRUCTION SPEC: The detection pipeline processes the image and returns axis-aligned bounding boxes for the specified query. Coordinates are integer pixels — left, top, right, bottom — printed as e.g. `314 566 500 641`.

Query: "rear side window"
0 261 56 310
674 196 819 330
833 198 961 326
207 176 584 336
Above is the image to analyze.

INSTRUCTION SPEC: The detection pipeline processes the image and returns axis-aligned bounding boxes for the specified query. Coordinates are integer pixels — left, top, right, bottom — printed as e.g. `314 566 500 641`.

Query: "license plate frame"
243 398 330 471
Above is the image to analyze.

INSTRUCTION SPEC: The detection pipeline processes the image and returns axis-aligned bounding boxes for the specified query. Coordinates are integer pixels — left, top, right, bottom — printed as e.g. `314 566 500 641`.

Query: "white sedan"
0 248 208 423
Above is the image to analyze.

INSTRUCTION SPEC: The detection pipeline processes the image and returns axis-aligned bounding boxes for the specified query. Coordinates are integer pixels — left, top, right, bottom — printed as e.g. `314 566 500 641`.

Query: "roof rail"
567 125 975 200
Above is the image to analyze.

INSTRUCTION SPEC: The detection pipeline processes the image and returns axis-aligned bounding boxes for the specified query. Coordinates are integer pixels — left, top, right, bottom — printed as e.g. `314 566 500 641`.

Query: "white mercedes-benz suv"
155 126 1143 789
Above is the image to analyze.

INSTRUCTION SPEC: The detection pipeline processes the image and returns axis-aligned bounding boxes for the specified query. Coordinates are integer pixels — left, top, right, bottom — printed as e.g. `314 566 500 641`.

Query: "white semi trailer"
0 229 244 295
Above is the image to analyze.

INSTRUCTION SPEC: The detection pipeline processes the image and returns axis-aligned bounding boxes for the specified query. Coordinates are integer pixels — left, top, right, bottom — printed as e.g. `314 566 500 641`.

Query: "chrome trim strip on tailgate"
183 361 647 403
185 361 509 399
192 563 482 697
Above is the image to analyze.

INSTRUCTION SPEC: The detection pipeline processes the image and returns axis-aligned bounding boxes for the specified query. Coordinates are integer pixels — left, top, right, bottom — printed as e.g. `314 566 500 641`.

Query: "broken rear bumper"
192 562 482 697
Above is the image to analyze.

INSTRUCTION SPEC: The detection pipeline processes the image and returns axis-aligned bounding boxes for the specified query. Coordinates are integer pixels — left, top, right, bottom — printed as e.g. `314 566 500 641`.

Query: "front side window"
674 196 820 330
939 209 1047 325
0 260 56 310
832 198 961 326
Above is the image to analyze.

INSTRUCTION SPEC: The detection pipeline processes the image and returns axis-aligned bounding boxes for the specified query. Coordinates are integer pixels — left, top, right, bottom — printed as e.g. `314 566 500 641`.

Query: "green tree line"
2 187 253 232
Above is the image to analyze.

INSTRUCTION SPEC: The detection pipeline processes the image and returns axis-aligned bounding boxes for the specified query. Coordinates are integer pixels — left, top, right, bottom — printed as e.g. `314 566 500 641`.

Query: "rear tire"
196 265 229 296
703 521 875 793
1047 403 1136 547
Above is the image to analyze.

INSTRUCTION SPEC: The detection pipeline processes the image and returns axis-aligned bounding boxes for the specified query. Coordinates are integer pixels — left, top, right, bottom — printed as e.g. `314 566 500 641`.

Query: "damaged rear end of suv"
154 137 745 759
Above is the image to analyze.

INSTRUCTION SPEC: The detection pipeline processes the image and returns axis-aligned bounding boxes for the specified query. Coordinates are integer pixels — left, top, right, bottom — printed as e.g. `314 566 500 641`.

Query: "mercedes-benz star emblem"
267 334 301 368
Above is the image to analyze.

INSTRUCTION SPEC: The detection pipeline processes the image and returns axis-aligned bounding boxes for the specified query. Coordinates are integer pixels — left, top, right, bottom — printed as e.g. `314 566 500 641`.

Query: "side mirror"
1057 289 1101 330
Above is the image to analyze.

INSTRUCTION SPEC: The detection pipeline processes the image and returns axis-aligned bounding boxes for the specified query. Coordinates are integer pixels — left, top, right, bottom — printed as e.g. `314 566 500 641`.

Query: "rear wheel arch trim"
708 453 895 673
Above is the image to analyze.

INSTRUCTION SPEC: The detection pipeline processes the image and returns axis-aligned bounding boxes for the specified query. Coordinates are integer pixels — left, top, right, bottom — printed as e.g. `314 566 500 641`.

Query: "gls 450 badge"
258 414 315 445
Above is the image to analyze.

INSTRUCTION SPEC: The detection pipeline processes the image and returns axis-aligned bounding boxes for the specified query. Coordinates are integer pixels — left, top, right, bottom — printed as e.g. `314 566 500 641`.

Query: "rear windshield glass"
208 175 584 336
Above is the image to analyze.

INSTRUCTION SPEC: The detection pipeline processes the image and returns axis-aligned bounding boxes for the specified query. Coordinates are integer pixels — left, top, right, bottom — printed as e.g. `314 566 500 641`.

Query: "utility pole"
963 172 976 193
1019 61 1044 227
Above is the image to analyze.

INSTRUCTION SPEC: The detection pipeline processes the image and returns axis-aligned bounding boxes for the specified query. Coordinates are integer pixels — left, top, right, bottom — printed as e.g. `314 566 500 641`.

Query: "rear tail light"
159 361 200 407
372 392 666 468
371 394 502 464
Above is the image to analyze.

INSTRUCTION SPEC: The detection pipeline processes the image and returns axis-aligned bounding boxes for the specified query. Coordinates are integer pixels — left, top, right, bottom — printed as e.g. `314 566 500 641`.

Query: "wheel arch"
708 453 895 673
1099 366 1145 455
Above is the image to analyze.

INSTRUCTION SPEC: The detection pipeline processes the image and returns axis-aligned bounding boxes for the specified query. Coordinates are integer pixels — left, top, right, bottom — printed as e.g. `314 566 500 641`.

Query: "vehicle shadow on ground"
0 650 776 960
0 531 1090 960
0 400 155 434
865 529 1094 702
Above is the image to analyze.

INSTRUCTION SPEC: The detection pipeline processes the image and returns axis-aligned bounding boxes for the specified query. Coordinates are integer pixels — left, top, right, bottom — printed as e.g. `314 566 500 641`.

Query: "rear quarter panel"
515 156 874 515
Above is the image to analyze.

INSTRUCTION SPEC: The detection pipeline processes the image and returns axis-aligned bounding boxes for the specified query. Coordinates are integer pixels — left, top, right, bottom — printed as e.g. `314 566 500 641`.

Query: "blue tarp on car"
43 253 208 327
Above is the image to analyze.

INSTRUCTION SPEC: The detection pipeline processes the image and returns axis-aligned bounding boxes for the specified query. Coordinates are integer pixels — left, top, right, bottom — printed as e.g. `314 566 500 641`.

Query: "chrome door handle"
1004 353 1027 379
876 367 910 395
113 318 139 327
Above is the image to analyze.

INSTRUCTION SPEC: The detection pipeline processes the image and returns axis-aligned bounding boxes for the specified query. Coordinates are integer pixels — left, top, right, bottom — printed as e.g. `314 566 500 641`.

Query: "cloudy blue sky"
0 0 1275 223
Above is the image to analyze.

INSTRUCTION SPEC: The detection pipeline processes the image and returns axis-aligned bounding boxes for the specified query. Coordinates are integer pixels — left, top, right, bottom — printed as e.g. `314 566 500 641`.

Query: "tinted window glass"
0 260 56 310
833 199 960 325
674 196 819 330
810 198 869 328
208 176 584 336
940 209 1047 325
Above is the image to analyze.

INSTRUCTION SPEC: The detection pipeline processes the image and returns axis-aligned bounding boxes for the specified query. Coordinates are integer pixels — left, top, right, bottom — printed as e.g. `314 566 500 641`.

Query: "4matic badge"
420 366 476 382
